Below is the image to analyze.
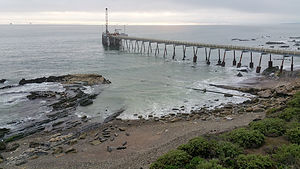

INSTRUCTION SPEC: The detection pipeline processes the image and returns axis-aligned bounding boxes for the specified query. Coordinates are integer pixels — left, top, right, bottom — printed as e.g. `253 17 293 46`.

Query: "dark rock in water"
237 72 243 77
79 98 93 107
237 69 248 73
224 94 234 97
0 128 10 138
6 143 20 152
290 36 300 39
104 108 126 123
262 66 279 76
280 45 290 48
232 38 250 42
19 74 111 86
266 41 285 45
0 141 6 150
0 79 6 83
27 91 57 100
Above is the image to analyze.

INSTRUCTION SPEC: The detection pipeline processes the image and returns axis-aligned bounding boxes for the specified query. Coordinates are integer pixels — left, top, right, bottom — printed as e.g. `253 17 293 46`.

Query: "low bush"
279 107 300 122
249 118 286 137
216 141 243 166
224 128 265 148
235 154 276 169
195 159 227 169
286 127 300 144
150 150 192 169
178 137 219 158
184 157 205 169
266 107 281 116
272 144 300 168
287 91 300 108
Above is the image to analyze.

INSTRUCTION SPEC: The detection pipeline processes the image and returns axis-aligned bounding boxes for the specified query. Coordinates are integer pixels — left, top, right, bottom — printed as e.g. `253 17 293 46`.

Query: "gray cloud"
0 0 299 24
0 0 299 14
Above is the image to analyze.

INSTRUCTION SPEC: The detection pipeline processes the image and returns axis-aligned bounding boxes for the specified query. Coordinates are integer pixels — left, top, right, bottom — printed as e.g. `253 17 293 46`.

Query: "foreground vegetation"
150 92 300 169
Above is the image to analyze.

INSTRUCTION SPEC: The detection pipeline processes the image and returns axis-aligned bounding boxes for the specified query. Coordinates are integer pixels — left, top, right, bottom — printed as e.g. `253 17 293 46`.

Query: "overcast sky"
0 0 299 25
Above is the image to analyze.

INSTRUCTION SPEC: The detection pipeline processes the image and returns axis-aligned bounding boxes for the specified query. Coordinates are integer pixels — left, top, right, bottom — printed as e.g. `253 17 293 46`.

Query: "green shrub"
224 128 265 148
272 144 300 168
216 141 243 166
235 154 275 169
287 91 300 108
184 157 205 169
249 118 286 137
266 107 281 115
150 150 192 169
196 159 227 169
286 127 300 144
279 108 300 122
178 137 219 158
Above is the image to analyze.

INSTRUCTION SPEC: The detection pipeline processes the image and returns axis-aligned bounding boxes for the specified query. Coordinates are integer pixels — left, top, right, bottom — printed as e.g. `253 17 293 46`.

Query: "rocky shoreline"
0 74 112 145
0 70 299 168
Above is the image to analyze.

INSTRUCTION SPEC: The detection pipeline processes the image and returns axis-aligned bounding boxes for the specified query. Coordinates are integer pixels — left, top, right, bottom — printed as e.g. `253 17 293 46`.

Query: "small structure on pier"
102 8 128 49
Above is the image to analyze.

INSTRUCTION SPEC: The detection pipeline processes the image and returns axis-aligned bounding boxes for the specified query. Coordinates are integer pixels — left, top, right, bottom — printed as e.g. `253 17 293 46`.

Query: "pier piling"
280 56 285 73
221 50 227 67
250 52 254 68
182 46 187 60
207 48 211 65
233 50 237 66
193 47 198 63
163 44 167 58
217 49 221 65
268 54 273 68
172 45 176 60
237 51 244 68
291 56 294 72
256 53 263 73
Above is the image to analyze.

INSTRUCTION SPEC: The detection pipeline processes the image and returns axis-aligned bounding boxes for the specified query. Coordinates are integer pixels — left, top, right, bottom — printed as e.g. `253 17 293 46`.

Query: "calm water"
0 25 299 127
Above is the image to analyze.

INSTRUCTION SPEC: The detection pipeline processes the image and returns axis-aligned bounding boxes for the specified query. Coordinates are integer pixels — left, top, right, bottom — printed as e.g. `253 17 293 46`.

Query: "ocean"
0 24 299 128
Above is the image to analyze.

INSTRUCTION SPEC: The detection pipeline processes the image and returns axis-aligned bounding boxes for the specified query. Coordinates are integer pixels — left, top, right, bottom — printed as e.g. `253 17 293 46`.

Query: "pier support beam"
233 50 237 66
221 50 227 67
147 42 152 55
256 53 263 73
155 43 159 56
207 48 211 65
280 56 285 73
182 46 187 60
172 45 176 60
237 51 244 68
268 54 273 68
163 44 167 58
193 47 198 63
217 49 221 65
291 56 294 72
205 48 208 61
249 52 254 68
131 41 134 52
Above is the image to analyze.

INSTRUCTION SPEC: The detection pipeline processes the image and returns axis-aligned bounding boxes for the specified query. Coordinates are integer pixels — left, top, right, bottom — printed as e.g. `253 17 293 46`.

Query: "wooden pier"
109 35 298 73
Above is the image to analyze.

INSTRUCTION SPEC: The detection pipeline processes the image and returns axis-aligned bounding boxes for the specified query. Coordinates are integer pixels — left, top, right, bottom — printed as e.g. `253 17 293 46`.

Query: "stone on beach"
0 79 6 83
